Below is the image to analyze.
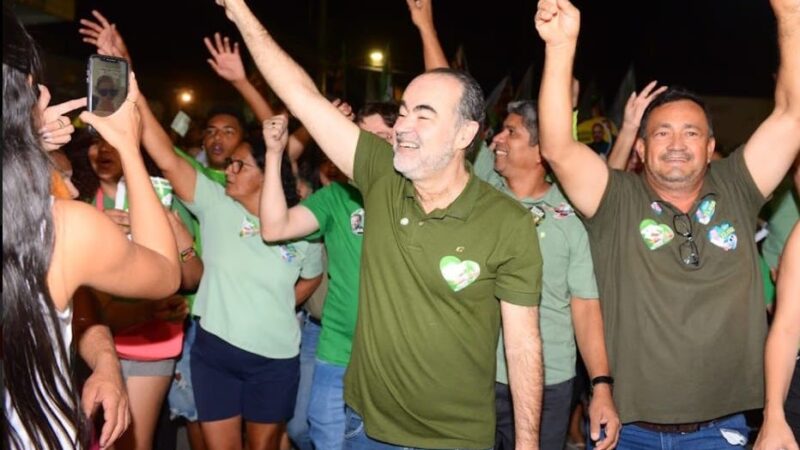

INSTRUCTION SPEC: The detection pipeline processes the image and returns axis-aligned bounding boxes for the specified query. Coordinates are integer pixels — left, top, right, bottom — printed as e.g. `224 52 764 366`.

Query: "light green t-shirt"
474 145 599 386
344 131 542 449
301 182 364 367
183 173 324 358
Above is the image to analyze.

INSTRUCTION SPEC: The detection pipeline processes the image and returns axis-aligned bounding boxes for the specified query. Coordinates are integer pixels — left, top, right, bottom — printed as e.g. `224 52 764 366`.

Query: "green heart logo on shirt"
639 219 674 250
439 256 480 292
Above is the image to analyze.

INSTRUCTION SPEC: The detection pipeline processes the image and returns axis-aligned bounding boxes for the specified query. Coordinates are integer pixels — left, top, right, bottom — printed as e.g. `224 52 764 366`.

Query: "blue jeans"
308 359 347 450
343 406 490 450
613 414 749 450
167 318 199 421
287 315 321 450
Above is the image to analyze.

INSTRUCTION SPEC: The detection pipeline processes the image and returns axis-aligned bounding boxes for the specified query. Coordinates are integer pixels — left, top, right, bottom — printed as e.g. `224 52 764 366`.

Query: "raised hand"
79 10 130 62
623 80 668 129
406 0 435 30
534 0 580 47
79 72 142 156
332 98 355 122
37 85 86 151
204 32 246 82
263 115 289 154
81 357 130 449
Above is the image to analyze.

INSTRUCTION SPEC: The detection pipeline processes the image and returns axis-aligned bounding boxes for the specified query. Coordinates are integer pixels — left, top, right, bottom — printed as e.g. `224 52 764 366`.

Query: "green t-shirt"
183 173 324 358
301 182 364 366
585 148 767 424
761 178 800 269
343 131 543 449
473 146 599 386
174 147 226 259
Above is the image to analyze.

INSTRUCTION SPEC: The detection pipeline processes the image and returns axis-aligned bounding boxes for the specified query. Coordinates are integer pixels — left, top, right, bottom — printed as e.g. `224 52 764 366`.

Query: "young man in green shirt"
536 0 800 447
217 1 545 448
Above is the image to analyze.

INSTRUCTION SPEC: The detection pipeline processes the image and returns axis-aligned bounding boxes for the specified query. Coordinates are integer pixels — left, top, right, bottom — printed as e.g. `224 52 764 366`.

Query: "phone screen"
87 55 128 117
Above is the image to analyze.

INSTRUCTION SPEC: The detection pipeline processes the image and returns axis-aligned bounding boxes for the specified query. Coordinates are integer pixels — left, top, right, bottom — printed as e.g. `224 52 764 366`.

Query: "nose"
492 129 508 147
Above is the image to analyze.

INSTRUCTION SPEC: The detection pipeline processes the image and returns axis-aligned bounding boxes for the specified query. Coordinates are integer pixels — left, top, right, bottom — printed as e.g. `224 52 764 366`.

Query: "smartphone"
87 54 128 118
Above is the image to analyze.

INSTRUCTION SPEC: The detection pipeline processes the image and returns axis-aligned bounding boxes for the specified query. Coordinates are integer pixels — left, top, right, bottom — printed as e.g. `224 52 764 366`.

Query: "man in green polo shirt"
474 100 619 450
216 1 544 448
536 0 800 447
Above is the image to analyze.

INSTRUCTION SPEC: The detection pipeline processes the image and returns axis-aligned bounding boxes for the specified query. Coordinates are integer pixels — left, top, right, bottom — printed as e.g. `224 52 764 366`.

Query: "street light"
369 50 384 67
179 90 193 104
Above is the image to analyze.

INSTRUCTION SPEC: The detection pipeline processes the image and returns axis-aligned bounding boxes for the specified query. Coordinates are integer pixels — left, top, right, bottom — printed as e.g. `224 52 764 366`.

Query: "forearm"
539 44 578 156
180 255 203 291
260 152 293 241
295 275 322 306
763 329 799 418
606 124 638 170
774 2 800 113
78 323 120 373
571 299 611 378
232 78 274 122
138 96 184 174
504 307 543 449
418 26 448 70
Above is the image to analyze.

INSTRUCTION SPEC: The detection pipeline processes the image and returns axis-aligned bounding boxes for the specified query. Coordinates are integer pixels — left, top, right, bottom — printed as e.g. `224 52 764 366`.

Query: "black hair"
246 138 300 208
506 100 539 145
3 4 90 448
356 102 399 128
638 87 715 139
206 105 247 131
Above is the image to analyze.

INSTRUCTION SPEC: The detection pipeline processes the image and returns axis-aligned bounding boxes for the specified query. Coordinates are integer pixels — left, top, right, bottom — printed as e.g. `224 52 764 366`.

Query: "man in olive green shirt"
216 1 545 448
474 100 619 450
536 0 800 447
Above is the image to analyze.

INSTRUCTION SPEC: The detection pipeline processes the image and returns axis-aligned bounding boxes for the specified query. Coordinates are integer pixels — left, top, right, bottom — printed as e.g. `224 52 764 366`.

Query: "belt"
308 315 322 326
632 416 726 434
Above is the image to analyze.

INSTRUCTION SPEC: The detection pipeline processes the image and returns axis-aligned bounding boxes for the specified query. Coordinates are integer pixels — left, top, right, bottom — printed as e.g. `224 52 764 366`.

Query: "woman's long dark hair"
2 5 89 449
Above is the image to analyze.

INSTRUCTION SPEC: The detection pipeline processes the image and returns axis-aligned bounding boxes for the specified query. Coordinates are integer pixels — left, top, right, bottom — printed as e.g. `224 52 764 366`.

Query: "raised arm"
755 222 800 450
501 301 542 449
607 81 667 170
407 0 448 70
215 0 360 178
260 115 320 242
743 0 800 198
536 0 608 218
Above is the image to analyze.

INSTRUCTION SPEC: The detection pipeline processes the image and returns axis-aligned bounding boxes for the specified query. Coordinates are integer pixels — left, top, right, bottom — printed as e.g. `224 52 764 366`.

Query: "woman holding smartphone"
2 7 180 449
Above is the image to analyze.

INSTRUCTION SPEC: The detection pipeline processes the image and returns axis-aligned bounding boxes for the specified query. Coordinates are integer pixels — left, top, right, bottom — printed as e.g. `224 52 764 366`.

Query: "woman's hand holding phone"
79 72 141 157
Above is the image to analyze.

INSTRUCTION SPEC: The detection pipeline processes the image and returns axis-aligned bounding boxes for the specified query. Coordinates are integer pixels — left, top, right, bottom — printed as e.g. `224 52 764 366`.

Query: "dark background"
26 0 780 121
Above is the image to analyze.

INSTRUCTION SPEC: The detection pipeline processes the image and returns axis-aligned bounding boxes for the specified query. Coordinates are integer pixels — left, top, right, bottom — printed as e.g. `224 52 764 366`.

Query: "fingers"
126 71 140 102
203 36 219 58
223 35 232 54
556 0 579 15
81 383 98 419
233 41 240 56
536 0 559 21
214 32 225 54
79 18 104 35
49 97 88 118
37 84 52 113
91 10 112 29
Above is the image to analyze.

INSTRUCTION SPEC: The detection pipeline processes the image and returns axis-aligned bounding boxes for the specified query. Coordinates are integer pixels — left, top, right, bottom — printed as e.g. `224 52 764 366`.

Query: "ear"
706 137 716 163
454 120 480 151
634 136 646 162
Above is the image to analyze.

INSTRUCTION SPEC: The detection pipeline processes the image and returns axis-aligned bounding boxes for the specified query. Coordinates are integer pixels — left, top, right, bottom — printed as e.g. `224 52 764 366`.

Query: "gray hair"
506 100 539 145
426 68 486 126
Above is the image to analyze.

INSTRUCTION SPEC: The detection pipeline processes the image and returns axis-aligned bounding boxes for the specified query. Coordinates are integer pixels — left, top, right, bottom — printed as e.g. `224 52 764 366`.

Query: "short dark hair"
638 87 714 139
206 105 246 131
425 68 486 125
506 100 539 145
356 102 399 128
245 138 300 208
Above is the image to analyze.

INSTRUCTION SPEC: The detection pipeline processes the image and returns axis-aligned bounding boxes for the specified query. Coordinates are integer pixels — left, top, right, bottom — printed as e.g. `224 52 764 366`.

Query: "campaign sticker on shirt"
350 208 365 236
530 205 546 226
650 202 663 215
553 202 574 219
639 219 674 250
239 216 260 238
708 222 737 251
279 244 299 263
439 255 480 292
695 198 716 225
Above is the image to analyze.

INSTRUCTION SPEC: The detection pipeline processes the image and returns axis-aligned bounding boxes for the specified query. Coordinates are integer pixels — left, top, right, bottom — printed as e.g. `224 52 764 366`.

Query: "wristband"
591 375 614 389
180 247 197 263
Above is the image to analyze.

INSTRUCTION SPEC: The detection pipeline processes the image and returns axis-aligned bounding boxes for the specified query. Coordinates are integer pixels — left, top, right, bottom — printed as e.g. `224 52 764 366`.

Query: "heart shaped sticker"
439 256 481 292
639 219 675 250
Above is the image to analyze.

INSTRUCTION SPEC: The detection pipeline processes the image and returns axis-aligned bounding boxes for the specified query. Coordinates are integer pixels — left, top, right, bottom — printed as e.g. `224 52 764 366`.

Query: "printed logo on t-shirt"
650 202 663 215
239 216 260 238
279 244 299 263
529 205 546 226
708 222 737 251
552 202 574 219
639 219 674 250
350 208 365 236
695 198 716 225
439 255 480 292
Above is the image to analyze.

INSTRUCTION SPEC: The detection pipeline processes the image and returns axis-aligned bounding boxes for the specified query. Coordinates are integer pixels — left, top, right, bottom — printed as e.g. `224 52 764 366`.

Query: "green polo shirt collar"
400 164 481 221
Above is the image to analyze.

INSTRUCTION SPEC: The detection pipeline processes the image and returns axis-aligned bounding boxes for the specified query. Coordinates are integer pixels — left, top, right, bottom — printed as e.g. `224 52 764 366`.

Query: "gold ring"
57 118 66 129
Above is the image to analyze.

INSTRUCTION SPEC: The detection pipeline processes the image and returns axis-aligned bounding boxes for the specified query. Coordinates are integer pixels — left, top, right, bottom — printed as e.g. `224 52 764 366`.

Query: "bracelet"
180 247 197 263
591 375 614 389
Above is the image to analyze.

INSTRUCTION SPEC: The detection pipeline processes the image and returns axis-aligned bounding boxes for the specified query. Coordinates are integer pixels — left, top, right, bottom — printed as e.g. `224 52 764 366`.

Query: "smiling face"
392 73 478 181
491 112 540 178
87 138 123 184
224 142 264 202
635 100 715 191
203 113 244 170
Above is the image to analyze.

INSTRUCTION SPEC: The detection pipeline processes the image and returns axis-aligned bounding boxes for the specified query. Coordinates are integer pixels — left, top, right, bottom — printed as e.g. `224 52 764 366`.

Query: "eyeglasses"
224 157 256 174
98 88 118 97
673 213 700 267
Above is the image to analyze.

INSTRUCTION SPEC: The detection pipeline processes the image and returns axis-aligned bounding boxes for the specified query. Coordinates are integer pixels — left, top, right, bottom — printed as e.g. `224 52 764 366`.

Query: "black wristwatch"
590 375 614 390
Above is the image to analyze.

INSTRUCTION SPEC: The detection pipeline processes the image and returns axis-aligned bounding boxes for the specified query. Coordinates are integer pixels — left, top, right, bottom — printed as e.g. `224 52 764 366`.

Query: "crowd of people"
2 0 800 449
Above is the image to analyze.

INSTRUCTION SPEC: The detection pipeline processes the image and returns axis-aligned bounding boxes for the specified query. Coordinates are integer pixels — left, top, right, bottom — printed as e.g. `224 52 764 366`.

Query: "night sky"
27 0 780 119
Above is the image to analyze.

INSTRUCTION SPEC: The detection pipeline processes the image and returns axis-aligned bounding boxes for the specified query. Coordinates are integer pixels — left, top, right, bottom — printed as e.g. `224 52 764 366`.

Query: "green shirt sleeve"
566 220 600 299
352 130 395 196
494 214 543 306
473 141 495 181
181 171 226 219
174 146 227 187
301 184 336 240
